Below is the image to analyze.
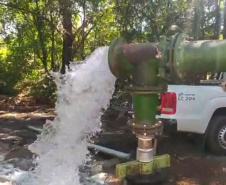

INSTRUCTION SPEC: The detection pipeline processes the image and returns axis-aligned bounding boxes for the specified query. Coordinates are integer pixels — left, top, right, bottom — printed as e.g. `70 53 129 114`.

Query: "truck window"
209 72 222 80
222 72 226 80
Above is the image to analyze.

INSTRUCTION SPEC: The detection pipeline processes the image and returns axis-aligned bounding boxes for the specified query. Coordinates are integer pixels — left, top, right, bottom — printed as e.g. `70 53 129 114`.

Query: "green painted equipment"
116 154 170 178
108 37 162 129
160 32 226 81
108 36 166 184
108 25 226 183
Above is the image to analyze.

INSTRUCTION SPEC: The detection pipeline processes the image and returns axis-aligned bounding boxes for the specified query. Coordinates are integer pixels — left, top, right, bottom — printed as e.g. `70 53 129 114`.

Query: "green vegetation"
0 0 225 104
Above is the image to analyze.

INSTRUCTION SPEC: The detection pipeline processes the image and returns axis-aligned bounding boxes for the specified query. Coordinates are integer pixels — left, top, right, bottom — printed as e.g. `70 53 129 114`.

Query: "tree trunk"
59 0 73 74
223 1 226 39
80 0 86 60
50 13 56 71
192 0 202 40
34 0 48 73
214 1 221 39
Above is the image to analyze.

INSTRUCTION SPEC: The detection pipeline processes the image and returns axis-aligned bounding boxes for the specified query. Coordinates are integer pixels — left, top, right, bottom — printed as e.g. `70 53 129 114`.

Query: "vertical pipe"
130 59 159 125
108 38 161 127
132 94 159 125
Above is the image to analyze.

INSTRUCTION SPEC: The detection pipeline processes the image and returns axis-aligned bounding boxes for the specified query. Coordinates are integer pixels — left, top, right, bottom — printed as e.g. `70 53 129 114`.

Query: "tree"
0 0 224 100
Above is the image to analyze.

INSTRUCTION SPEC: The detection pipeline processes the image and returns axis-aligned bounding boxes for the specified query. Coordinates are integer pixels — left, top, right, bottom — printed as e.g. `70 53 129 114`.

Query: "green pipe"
108 37 159 84
108 37 161 126
132 94 159 125
131 58 159 87
108 37 133 79
172 34 226 78
130 58 159 125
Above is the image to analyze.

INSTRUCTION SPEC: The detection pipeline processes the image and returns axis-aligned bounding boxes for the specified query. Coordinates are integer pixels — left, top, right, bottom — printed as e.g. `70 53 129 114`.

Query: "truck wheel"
207 115 226 155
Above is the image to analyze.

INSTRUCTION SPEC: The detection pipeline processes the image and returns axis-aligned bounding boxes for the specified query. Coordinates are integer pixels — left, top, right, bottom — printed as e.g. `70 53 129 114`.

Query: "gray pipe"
88 144 131 160
26 126 130 159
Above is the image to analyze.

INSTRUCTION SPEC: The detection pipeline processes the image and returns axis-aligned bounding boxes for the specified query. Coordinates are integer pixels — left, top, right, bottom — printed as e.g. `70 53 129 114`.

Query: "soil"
99 111 226 185
0 95 226 185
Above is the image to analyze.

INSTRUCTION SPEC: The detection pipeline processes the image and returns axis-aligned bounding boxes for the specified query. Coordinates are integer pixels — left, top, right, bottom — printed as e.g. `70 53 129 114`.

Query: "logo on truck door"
178 93 196 101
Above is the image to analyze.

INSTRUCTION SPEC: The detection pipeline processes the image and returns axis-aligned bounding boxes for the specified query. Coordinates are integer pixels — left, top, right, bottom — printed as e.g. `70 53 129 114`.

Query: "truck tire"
207 115 226 155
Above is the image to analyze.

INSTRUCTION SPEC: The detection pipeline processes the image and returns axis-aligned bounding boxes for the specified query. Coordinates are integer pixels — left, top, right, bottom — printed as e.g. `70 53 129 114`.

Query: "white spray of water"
24 47 116 185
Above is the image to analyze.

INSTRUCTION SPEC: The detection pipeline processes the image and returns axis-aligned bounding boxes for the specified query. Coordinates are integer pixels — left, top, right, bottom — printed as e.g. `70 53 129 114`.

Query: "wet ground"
0 96 226 185
99 110 226 185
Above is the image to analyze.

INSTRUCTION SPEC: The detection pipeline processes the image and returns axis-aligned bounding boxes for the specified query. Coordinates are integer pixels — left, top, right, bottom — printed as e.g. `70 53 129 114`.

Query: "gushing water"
5 47 115 185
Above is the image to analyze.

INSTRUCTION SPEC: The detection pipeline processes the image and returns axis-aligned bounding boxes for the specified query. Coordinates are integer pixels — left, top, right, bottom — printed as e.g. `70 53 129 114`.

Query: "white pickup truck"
158 72 226 155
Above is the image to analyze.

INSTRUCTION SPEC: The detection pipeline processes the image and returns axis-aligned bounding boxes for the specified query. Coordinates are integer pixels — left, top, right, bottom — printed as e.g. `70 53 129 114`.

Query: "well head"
108 37 162 130
108 37 160 87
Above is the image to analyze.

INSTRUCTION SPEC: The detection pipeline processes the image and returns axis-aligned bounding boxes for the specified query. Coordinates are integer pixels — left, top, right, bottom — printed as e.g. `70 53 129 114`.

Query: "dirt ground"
0 95 226 185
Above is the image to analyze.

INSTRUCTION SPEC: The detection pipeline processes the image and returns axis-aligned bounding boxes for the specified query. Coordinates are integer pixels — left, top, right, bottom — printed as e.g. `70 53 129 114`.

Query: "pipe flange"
125 85 164 94
168 33 188 81
128 120 163 136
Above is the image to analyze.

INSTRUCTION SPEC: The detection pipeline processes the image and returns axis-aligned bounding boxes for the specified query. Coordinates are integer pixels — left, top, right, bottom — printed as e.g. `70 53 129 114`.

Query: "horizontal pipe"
170 33 226 79
26 126 130 160
88 144 131 160
26 125 43 133
108 37 159 79
177 40 226 73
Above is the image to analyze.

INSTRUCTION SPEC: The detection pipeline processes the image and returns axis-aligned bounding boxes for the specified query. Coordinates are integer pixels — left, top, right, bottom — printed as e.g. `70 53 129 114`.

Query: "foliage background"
0 0 225 104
